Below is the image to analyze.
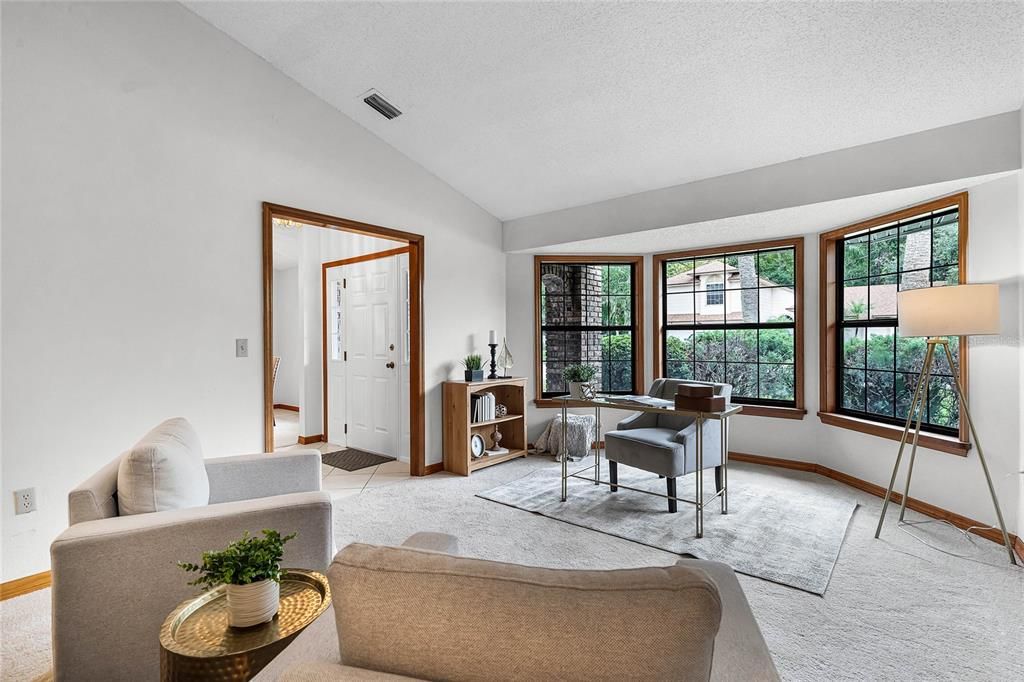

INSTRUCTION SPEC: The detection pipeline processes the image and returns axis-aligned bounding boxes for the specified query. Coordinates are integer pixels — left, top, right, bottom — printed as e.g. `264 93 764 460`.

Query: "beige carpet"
3 458 1022 681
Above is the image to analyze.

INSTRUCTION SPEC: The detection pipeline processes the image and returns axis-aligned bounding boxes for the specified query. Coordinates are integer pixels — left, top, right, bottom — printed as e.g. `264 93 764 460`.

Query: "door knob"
386 361 395 369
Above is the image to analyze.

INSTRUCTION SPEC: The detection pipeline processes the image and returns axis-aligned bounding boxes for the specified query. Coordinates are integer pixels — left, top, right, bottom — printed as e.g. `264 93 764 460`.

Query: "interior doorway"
263 203 428 476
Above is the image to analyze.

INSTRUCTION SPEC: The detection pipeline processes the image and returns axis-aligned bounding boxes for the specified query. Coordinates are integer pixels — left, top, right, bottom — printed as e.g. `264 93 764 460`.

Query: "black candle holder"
487 343 498 379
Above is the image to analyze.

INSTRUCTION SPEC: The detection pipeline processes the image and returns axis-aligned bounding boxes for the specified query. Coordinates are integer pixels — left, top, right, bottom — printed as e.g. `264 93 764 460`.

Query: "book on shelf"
484 446 509 456
470 391 496 423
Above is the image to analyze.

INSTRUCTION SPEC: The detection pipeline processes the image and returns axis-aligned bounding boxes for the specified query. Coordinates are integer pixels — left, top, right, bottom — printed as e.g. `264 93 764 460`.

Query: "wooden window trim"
817 192 970 455
652 237 806 420
533 255 645 407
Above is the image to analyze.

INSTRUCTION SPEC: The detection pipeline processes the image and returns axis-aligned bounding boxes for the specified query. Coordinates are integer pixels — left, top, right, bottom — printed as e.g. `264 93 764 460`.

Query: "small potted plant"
179 529 295 628
563 363 598 399
462 354 484 382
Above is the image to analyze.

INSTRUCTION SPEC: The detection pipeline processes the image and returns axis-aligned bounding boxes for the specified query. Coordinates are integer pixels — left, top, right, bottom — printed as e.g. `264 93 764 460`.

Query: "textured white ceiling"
530 172 1014 254
187 1 1024 220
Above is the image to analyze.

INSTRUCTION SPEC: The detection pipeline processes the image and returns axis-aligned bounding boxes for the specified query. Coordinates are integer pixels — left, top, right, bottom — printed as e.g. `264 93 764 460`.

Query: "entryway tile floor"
272 409 412 498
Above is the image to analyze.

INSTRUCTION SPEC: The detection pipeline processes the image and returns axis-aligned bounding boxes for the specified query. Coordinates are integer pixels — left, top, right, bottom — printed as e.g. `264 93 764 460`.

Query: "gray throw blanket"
535 414 596 461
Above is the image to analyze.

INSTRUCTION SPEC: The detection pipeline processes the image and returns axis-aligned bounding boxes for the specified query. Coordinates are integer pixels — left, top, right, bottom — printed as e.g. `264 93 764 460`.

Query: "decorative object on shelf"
497 337 514 377
470 433 486 459
562 363 598 400
461 354 484 382
875 284 1016 565
487 330 499 379
581 383 597 400
495 403 508 418
178 529 296 627
486 424 509 456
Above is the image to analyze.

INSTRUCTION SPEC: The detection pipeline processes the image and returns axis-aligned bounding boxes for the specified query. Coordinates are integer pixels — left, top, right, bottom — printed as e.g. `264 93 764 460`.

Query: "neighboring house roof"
843 284 897 318
666 259 789 290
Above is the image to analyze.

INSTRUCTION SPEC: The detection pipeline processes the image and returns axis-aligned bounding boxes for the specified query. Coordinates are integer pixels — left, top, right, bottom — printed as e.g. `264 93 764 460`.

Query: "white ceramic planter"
568 381 589 399
226 579 280 628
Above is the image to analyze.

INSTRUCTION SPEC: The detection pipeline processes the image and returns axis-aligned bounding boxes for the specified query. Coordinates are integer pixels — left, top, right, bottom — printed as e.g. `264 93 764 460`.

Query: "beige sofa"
50 445 333 681
256 533 780 682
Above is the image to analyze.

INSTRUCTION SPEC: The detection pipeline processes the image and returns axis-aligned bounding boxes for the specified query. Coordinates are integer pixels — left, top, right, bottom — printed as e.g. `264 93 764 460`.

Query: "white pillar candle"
489 330 497 344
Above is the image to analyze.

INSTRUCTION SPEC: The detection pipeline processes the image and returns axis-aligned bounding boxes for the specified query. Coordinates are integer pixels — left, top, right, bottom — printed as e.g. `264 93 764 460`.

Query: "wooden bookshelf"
443 377 528 476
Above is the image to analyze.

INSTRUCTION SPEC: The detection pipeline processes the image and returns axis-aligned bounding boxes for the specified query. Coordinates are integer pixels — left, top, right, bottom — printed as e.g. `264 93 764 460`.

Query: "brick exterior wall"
901 230 931 289
542 264 604 392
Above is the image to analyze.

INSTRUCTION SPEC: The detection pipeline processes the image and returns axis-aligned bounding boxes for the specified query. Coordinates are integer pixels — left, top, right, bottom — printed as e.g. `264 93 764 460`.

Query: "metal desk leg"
594 405 601 485
721 417 728 514
560 400 567 502
695 415 703 538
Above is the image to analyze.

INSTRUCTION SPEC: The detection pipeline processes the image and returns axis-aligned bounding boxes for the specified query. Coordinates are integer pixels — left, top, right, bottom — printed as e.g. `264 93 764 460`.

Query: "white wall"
1018 102 1024 537
272 266 302 407
507 175 1022 536
1 2 504 581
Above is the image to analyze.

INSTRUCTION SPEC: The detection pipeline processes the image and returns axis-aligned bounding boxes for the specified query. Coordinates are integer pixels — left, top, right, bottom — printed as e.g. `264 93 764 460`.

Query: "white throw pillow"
117 417 210 516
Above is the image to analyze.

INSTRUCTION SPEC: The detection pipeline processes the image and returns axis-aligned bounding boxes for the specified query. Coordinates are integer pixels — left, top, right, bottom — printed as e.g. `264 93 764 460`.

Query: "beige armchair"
50 447 333 681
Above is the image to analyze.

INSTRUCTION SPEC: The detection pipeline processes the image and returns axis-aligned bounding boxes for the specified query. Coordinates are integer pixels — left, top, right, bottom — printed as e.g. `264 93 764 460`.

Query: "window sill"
817 411 970 456
738 405 807 420
534 399 806 420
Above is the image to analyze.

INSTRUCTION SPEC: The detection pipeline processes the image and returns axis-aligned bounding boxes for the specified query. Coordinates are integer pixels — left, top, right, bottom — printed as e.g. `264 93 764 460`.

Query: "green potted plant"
179 529 295 628
563 363 598 399
462 354 484 382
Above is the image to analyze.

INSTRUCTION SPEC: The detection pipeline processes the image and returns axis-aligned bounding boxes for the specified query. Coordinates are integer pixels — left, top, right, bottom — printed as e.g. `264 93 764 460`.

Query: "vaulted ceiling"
187 1 1024 221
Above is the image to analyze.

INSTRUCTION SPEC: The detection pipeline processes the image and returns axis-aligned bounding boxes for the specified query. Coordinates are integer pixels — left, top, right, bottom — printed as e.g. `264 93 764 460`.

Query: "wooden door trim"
263 203 428 476
321 246 412 446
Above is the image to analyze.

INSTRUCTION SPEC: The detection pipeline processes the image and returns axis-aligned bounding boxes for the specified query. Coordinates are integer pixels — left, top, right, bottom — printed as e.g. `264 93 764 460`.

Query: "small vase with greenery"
179 529 295 628
462 354 484 382
563 363 598 399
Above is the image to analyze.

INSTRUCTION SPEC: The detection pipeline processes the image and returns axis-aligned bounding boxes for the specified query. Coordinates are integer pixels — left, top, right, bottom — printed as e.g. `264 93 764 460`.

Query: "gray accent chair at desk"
604 378 731 511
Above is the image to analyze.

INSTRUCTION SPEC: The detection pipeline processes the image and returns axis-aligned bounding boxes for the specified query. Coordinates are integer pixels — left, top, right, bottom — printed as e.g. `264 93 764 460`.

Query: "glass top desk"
553 394 743 538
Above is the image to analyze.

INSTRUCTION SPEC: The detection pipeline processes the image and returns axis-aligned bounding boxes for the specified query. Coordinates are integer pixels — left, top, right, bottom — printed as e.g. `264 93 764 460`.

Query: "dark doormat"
322 449 395 472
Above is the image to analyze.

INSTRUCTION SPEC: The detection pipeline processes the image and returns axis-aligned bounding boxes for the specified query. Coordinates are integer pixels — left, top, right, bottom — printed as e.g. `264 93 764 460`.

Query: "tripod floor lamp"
874 283 1017 565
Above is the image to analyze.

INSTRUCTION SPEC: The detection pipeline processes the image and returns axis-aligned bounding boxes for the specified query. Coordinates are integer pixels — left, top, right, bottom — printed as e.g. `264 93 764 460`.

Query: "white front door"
325 267 347 446
340 256 399 456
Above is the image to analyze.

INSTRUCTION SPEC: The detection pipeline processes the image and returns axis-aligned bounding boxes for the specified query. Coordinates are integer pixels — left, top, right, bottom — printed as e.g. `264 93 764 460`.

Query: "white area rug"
3 458 1023 681
477 460 858 594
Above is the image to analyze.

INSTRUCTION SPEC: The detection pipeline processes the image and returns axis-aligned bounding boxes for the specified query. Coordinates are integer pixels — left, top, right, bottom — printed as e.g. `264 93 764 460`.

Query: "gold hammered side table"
159 569 331 681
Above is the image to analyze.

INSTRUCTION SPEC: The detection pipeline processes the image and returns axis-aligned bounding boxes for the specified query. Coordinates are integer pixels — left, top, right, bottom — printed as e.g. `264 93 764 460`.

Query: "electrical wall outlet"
235 338 248 358
14 488 37 515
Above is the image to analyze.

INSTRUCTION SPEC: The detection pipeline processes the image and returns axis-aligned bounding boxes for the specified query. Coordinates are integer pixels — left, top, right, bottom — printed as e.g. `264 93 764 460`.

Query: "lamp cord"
895 518 1021 568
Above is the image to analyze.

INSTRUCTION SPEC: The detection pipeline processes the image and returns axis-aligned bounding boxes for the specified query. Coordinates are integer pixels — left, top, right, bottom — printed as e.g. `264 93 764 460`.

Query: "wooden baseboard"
273 403 300 412
729 451 1023 562
422 462 444 476
297 434 324 445
0 570 51 601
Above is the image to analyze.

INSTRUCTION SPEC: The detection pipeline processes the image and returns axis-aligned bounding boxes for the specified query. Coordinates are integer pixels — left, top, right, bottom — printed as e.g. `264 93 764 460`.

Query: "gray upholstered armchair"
50 435 333 682
604 378 732 512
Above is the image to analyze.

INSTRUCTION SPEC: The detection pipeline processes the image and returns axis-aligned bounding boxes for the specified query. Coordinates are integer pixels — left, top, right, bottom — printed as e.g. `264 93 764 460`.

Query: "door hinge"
343 351 347 361
344 424 348 434
343 278 346 288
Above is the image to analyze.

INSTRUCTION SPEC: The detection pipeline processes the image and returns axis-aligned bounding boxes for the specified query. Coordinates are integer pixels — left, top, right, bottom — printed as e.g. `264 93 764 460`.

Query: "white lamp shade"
897 284 1000 337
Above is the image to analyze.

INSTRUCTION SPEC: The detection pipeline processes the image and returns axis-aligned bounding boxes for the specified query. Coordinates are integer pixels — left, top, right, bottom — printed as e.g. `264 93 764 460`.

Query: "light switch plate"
235 338 248 358
14 488 37 515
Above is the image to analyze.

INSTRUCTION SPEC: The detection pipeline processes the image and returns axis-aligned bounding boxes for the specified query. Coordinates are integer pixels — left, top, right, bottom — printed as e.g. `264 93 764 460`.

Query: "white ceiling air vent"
362 90 402 120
